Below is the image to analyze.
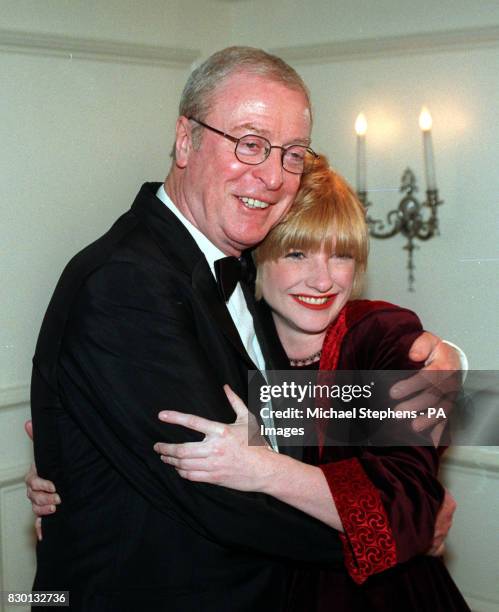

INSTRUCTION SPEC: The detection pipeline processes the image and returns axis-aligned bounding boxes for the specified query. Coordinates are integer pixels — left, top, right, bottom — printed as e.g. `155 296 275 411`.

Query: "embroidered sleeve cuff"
320 458 397 584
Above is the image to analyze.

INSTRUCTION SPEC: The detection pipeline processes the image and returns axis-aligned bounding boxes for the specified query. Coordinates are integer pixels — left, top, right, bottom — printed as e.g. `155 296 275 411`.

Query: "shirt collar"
156 184 226 277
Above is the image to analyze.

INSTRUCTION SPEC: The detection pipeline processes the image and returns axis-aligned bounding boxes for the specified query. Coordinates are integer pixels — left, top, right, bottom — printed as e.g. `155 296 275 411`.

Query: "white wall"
293 47 498 368
229 0 499 43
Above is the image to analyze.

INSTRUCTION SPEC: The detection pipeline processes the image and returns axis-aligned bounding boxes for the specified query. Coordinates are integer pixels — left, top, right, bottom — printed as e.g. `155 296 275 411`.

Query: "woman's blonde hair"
254 154 369 298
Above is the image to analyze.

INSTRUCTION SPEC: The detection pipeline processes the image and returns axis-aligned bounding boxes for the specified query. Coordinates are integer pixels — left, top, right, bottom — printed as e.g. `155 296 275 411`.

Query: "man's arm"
427 489 457 556
395 333 464 432
32 260 342 564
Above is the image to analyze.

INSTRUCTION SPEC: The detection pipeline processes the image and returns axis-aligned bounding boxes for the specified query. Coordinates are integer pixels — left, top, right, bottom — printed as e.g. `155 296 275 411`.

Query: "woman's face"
260 245 355 337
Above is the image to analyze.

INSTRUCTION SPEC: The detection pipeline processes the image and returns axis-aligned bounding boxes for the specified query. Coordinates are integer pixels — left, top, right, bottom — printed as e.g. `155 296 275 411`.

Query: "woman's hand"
154 385 277 492
155 386 343 530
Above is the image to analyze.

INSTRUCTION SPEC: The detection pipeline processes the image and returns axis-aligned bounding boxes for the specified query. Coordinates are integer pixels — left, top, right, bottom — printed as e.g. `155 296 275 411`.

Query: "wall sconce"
355 108 443 292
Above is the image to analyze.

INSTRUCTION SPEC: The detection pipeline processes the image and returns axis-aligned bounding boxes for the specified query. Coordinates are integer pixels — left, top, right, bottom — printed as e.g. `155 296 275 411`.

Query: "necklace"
289 349 322 367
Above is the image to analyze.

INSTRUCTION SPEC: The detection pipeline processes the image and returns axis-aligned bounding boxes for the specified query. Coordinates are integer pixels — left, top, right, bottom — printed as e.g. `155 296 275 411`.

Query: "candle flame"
355 113 367 136
419 107 433 131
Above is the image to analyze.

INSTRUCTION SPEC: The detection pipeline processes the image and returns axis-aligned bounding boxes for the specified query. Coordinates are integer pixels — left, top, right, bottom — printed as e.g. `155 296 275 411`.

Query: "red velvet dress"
287 300 470 612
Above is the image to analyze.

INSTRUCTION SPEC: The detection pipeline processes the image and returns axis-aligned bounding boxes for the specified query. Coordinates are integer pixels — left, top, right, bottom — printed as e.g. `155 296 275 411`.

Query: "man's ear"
174 116 192 168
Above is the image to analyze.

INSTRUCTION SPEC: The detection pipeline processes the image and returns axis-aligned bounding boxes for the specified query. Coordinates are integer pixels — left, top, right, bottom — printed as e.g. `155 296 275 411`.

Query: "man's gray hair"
172 46 311 157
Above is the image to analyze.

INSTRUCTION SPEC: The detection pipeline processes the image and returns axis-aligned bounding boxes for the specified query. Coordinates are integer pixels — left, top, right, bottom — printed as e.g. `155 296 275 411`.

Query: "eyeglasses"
189 118 318 175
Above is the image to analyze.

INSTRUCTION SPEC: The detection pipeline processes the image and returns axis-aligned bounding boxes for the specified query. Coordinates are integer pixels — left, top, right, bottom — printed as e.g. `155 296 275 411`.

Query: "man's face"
176 72 312 255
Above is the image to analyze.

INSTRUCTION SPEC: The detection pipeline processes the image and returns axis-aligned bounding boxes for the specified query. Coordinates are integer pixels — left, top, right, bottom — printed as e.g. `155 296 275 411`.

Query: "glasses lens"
283 146 316 174
235 135 270 164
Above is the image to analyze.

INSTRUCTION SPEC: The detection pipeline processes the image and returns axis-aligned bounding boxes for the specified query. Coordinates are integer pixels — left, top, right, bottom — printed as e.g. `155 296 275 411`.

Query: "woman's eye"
285 251 305 260
331 253 353 260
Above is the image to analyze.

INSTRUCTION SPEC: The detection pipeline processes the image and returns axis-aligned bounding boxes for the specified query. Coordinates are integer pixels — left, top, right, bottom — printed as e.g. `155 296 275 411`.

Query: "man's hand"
24 420 61 541
427 489 457 556
25 462 60 541
390 333 463 434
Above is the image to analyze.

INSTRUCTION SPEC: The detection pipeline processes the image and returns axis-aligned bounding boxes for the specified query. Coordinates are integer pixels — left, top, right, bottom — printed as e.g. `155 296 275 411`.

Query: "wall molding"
443 446 499 475
463 590 499 612
0 385 29 410
270 25 499 64
0 28 200 67
0 463 37 604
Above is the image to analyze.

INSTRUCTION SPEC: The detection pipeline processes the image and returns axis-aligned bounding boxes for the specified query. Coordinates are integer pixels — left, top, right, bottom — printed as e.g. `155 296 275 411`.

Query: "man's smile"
238 196 271 209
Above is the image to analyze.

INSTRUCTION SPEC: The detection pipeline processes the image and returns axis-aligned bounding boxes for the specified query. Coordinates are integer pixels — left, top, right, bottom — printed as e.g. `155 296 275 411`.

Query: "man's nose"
253 148 284 190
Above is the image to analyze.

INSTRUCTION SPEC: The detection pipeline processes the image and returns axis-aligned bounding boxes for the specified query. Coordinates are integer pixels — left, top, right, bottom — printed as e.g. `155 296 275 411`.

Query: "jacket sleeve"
319 308 445 582
34 259 342 565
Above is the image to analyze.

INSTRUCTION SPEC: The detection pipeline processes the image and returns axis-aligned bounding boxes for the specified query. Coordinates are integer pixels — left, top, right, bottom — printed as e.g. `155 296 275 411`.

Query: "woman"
153 156 470 611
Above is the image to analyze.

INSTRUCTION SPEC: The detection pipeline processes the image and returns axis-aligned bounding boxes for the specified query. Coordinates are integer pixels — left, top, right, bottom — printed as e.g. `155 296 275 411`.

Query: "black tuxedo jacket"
31 183 342 611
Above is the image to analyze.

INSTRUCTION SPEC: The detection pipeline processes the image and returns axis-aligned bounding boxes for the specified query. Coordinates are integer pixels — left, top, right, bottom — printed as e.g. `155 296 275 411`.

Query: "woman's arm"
317 304 449 581
264 454 343 530
154 385 343 531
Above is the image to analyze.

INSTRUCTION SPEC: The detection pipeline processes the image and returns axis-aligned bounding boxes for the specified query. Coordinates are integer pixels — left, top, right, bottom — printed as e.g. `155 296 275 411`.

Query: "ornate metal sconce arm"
358 169 443 291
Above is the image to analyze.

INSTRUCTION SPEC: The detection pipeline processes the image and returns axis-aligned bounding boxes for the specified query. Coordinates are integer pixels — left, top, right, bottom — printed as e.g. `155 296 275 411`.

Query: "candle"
419 107 437 191
355 113 367 192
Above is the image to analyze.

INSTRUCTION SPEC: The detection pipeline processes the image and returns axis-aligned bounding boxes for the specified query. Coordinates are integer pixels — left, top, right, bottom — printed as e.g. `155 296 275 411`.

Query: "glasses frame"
188 117 318 175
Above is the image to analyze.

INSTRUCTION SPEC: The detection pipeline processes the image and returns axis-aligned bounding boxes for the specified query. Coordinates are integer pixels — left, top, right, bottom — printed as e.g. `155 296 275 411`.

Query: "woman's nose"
306 259 334 293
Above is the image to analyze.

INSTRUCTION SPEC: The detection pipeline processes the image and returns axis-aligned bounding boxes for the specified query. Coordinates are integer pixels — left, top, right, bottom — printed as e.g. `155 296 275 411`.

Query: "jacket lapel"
247 291 289 370
191 260 258 371
131 184 260 371
242 282 305 460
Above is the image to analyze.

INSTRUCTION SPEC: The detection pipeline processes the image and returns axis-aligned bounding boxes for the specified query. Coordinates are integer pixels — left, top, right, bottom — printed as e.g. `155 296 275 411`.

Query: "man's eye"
238 138 265 155
287 149 305 161
285 251 305 260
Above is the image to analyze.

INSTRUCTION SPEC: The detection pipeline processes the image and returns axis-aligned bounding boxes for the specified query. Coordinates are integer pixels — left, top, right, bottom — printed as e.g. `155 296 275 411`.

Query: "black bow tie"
215 256 244 302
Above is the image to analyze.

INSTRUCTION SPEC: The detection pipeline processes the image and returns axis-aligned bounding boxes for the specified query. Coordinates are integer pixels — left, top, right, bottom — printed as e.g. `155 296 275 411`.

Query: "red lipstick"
291 294 336 311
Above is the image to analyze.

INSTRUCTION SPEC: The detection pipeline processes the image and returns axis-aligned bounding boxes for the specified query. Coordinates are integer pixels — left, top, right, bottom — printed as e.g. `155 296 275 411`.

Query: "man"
29 47 459 611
